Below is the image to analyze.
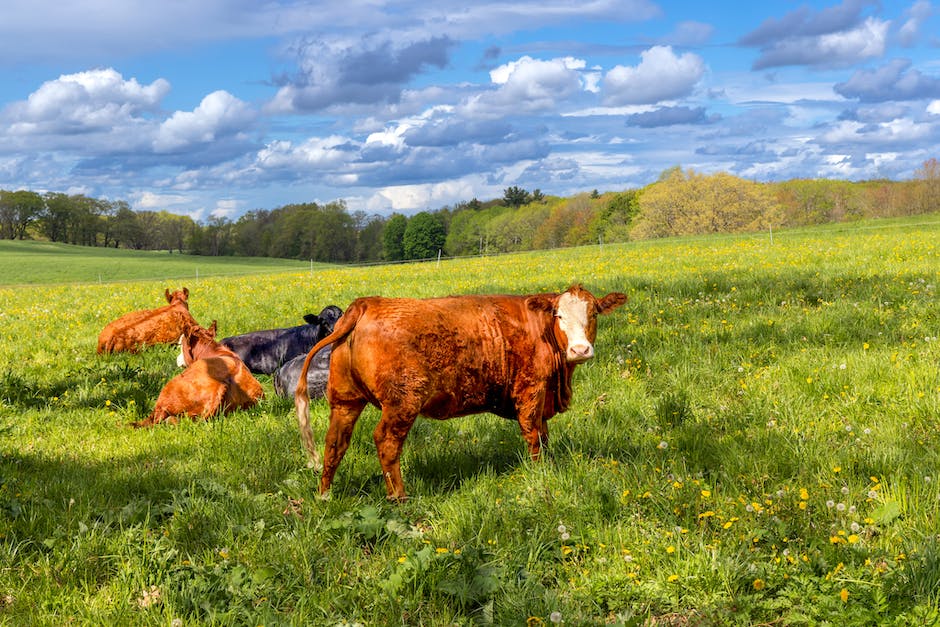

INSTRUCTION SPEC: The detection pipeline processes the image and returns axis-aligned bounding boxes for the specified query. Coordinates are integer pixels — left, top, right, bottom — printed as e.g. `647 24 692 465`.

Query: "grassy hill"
0 216 938 624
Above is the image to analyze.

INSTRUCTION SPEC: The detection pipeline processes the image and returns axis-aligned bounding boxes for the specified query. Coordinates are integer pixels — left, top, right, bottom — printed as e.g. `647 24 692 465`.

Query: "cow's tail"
294 301 365 471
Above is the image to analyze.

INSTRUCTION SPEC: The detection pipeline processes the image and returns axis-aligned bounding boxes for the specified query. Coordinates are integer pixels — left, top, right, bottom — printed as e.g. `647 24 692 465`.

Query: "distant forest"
2 159 938 263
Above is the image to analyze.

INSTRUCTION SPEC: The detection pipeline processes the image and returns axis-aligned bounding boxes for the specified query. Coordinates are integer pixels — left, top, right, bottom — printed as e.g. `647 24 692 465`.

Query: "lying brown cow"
134 321 263 427
97 287 198 354
294 284 627 500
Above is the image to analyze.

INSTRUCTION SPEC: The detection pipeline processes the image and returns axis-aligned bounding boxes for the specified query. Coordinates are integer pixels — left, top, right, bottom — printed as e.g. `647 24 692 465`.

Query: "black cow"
219 305 342 374
273 345 332 398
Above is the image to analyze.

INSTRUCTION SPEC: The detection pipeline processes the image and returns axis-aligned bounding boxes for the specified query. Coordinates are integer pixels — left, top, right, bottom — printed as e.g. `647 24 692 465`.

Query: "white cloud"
366 176 486 213
821 117 932 145
928 100 940 115
5 68 168 135
154 90 254 153
255 136 356 170
461 56 587 117
602 46 705 105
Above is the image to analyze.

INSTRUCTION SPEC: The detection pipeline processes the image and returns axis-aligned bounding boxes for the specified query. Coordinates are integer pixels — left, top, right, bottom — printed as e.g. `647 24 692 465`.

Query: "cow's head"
528 284 627 363
303 305 344 336
177 320 218 367
165 287 190 305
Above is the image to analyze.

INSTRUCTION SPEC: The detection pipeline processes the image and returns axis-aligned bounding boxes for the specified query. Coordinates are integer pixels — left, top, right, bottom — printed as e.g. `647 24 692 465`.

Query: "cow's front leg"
373 407 418 501
515 391 548 460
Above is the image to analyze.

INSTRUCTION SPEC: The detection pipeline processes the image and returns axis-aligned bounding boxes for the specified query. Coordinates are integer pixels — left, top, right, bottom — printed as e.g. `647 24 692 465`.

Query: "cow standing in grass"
135 321 263 427
294 284 627 501
97 287 198 354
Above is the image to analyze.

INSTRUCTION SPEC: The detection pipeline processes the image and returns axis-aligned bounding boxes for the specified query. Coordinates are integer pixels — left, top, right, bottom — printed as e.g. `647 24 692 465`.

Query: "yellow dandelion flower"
753 578 765 590
840 588 849 603
701 489 711 498
666 546 676 554
667 574 679 583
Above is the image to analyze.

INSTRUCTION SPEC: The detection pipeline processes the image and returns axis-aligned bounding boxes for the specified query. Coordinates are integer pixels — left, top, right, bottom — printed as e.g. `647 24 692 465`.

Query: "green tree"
0 190 44 240
383 213 408 261
402 211 446 260
502 186 530 208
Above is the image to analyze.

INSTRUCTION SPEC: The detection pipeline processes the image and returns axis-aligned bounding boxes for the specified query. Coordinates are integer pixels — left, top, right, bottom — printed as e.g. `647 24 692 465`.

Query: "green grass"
0 240 322 286
1 215 939 625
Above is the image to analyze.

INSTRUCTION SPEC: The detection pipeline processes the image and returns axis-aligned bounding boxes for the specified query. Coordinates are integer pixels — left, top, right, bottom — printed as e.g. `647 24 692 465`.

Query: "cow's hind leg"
373 407 419 501
319 400 367 497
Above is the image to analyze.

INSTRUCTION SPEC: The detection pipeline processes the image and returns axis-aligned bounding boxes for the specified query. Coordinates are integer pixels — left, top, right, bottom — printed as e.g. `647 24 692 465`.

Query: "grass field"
1 216 939 625
0 240 319 286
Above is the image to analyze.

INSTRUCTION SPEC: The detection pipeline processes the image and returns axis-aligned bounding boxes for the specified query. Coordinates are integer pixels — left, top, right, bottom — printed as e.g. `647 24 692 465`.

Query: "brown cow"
294 284 627 500
97 287 198 354
134 321 264 427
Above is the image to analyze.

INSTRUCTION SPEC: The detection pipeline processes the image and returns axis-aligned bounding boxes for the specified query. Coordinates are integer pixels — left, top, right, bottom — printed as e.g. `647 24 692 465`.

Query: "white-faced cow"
98 287 198 354
273 345 331 399
218 305 342 374
294 284 627 501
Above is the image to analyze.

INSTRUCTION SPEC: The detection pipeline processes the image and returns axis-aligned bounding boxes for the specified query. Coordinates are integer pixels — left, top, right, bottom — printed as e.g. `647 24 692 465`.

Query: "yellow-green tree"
631 167 781 239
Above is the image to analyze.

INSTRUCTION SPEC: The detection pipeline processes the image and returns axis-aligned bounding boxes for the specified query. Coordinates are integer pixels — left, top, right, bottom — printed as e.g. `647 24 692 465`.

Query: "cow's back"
98 305 193 353
331 295 553 418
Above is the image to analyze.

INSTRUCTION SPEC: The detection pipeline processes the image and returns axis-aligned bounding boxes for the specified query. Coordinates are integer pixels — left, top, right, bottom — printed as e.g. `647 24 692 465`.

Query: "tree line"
3 159 938 262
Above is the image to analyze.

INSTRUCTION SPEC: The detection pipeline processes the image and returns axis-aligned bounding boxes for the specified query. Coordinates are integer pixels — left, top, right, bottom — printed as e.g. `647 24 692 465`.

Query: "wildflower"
436 547 449 554
840 588 849 603
826 500 835 508
836 503 846 512
799 488 809 500
557 524 567 535
848 535 860 544
667 574 679 583
657 440 668 450
550 611 563 624
753 578 765 590
666 546 676 554
841 486 849 495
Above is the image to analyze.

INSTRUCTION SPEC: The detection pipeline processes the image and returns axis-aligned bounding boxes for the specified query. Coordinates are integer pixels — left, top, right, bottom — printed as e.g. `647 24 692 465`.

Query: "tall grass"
1 216 939 624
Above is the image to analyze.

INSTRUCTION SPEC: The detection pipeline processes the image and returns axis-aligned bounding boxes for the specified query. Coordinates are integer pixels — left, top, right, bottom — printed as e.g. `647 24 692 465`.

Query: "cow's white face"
556 291 595 363
176 335 187 368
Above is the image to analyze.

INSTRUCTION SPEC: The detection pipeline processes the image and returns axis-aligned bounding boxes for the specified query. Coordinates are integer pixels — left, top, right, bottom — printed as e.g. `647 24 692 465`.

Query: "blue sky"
1 0 938 221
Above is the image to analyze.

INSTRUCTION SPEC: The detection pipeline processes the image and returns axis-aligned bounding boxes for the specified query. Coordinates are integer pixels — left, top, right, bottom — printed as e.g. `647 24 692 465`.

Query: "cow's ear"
597 292 628 314
208 320 218 336
303 314 319 325
165 288 172 302
182 287 189 299
526 294 557 313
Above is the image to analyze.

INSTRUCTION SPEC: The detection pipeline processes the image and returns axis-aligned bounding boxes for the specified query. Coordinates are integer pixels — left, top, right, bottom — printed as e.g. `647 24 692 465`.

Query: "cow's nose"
567 343 594 362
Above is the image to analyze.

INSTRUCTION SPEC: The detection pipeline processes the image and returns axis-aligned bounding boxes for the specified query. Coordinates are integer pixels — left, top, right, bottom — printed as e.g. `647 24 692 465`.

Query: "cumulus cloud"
268 35 454 113
835 58 940 102
740 0 888 69
154 91 255 153
459 56 587 118
4 68 168 136
820 117 933 146
602 46 705 105
255 136 357 171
